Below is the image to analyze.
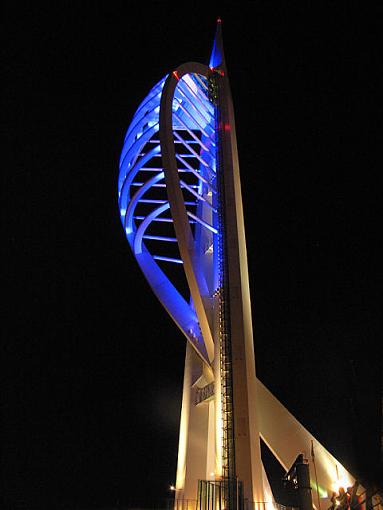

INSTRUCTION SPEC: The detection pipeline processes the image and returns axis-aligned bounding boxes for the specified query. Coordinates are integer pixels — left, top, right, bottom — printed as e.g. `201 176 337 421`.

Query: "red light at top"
210 67 225 77
172 70 180 81
217 17 222 23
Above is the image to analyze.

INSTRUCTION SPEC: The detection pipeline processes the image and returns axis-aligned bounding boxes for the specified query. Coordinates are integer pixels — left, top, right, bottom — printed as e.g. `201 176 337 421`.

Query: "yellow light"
170 485 176 491
330 462 354 494
331 477 352 493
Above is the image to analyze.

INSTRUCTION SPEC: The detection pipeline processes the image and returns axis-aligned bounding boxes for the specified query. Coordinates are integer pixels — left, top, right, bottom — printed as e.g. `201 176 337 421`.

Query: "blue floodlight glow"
118 68 218 363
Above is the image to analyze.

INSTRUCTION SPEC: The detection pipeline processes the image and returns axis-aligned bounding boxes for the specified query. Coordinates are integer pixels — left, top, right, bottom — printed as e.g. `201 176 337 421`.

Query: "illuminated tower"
118 21 358 510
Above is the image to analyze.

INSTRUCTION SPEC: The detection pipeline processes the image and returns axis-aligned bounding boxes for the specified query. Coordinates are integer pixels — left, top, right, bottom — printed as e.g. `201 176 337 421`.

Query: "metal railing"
195 382 215 405
172 498 198 510
349 489 383 510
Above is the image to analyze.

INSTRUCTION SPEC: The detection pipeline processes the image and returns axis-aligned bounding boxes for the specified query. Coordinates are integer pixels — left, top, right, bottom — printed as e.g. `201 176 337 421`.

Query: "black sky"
3 2 382 509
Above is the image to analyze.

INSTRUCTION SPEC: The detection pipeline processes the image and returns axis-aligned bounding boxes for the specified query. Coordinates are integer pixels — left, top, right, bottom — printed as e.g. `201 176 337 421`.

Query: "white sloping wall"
256 378 358 507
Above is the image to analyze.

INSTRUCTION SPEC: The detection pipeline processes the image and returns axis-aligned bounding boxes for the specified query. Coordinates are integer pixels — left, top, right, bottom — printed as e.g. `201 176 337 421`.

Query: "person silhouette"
329 492 338 510
337 487 350 510
347 485 358 510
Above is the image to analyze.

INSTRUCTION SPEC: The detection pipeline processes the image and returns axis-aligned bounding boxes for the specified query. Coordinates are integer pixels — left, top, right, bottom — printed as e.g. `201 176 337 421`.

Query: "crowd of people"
329 486 360 510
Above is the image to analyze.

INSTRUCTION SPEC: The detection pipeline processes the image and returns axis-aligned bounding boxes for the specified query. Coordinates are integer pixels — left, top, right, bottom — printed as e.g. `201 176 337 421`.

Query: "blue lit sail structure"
118 21 358 510
118 68 216 364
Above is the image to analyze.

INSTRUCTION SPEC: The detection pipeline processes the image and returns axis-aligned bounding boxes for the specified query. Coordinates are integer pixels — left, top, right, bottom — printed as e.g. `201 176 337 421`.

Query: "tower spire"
209 18 226 69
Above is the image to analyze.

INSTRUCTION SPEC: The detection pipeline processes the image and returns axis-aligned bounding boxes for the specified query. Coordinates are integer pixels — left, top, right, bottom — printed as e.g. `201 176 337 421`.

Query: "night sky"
3 2 382 509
